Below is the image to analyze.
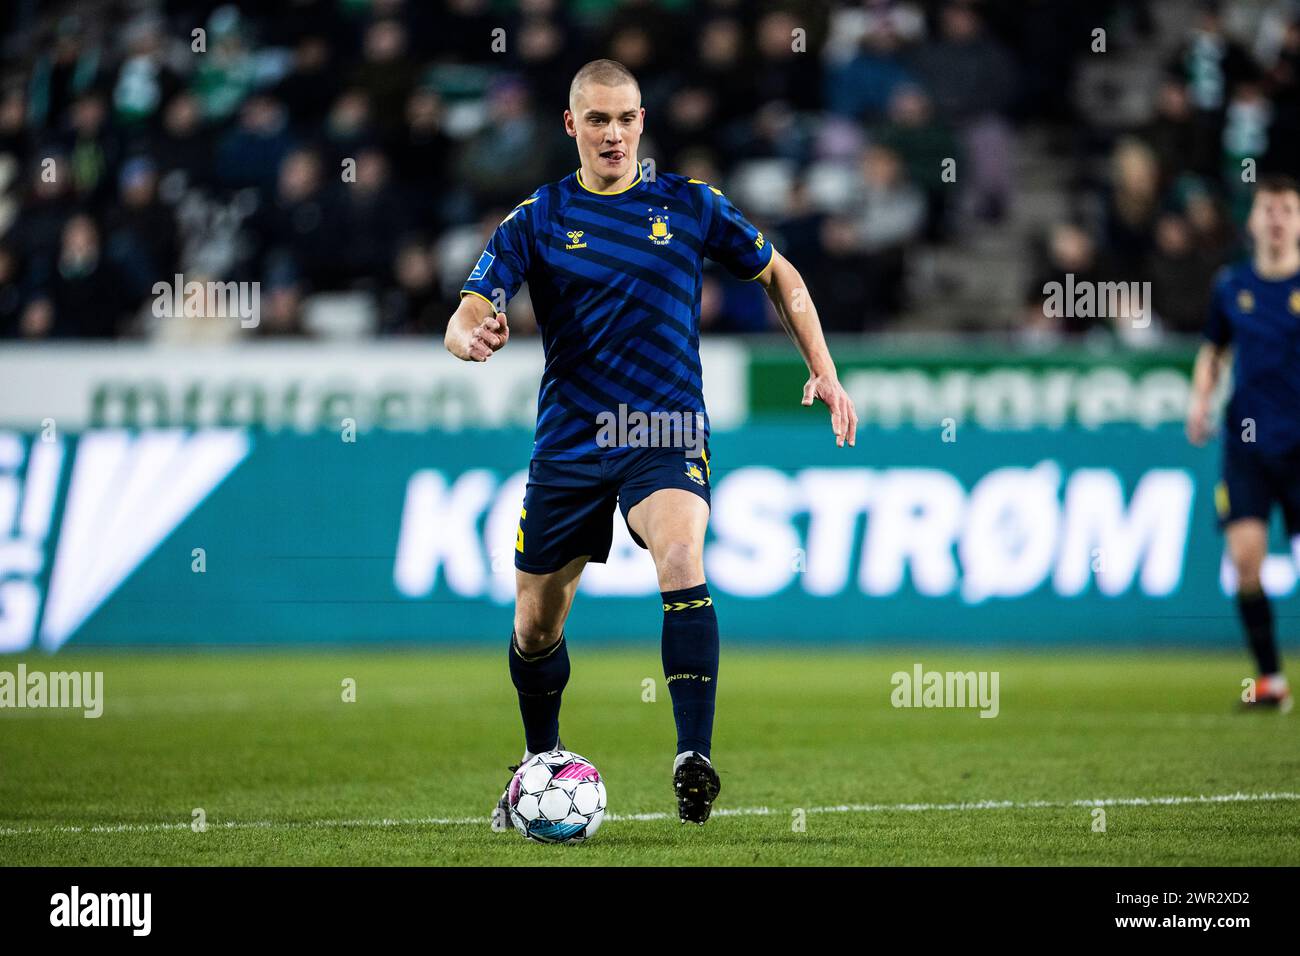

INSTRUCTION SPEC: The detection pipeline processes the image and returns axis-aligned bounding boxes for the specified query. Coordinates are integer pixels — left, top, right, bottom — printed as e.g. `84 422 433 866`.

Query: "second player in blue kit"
1187 174 1300 713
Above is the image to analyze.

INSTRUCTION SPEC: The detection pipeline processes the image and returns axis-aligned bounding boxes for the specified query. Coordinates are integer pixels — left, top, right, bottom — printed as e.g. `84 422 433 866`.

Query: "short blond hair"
569 59 640 109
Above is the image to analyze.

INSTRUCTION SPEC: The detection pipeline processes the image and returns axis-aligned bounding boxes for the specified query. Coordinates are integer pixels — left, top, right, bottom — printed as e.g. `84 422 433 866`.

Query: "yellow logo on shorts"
685 462 706 486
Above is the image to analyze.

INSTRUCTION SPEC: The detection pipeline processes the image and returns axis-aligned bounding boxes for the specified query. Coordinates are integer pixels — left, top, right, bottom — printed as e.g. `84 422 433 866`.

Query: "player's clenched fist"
447 305 509 362
468 312 509 362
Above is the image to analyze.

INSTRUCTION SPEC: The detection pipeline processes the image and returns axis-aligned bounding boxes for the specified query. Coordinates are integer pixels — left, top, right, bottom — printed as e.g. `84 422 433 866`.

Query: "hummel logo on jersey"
565 230 587 250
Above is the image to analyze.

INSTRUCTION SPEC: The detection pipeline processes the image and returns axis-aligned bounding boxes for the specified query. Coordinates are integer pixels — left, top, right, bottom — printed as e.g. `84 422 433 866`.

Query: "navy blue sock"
660 583 719 759
1238 589 1280 675
508 631 569 755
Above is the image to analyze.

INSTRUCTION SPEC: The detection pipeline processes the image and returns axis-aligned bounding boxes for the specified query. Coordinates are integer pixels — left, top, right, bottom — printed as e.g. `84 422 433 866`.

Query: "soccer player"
445 59 858 826
1186 174 1300 713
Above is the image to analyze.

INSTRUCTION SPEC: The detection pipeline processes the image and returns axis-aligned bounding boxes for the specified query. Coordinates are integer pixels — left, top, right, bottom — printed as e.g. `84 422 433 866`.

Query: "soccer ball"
507 750 607 843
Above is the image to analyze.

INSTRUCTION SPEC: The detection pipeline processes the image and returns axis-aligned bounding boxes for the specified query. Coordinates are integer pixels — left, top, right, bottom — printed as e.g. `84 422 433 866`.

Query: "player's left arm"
756 250 858 448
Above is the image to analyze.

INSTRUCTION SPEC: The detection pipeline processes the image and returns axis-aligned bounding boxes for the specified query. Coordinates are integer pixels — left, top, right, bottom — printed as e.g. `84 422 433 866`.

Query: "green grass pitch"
0 649 1296 866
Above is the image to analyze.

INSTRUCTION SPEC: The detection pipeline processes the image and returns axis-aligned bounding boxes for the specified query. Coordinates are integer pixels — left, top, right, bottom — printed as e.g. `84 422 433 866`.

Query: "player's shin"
508 630 569 755
660 583 719 759
1237 588 1281 678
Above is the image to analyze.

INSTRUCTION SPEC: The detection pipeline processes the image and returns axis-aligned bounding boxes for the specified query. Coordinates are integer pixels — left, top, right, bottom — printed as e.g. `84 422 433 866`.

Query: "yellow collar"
576 164 643 196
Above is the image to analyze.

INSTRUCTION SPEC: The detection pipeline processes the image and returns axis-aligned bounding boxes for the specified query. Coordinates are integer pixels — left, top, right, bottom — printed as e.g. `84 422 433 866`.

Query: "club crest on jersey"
565 230 587 250
1290 289 1300 314
1237 289 1254 312
685 460 706 486
647 212 672 245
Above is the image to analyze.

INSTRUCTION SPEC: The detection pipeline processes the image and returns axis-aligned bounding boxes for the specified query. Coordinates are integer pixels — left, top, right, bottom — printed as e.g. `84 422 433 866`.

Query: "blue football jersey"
1203 261 1300 456
461 165 775 461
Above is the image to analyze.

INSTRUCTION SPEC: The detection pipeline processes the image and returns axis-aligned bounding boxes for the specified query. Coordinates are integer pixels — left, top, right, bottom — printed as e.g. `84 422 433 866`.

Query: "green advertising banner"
748 341 1200 429
1 421 1293 651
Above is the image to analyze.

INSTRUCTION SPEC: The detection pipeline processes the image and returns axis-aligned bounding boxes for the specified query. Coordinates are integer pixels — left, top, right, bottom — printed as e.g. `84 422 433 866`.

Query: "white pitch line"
1 790 1297 837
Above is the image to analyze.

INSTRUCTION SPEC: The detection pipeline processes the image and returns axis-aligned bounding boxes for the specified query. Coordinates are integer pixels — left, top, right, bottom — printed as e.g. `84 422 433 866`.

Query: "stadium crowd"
0 0 1294 340
1024 0 1300 341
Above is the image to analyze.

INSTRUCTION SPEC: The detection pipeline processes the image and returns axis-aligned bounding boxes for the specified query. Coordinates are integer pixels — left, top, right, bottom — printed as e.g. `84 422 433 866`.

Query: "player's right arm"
445 293 509 362
1186 340 1228 446
445 192 536 362
1186 270 1233 446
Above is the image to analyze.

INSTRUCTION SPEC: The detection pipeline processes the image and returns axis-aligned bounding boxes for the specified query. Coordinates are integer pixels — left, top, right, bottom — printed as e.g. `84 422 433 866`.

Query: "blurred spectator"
322 90 377 171
26 15 103 129
515 13 577 111
910 2 1016 222
1166 2 1256 178
1261 17 1300 173
112 14 183 128
0 86 31 168
215 95 295 193
272 35 339 130
351 20 420 139
150 92 213 197
1023 221 1114 340
389 88 455 226
455 78 555 208
697 19 757 118
24 214 123 338
1220 74 1272 221
752 11 824 112
0 244 23 337
1146 212 1216 334
61 92 120 213
656 86 722 168
1100 138 1162 271
104 157 176 301
337 148 409 285
257 262 307 337
247 148 340 292
872 86 959 241
191 6 260 122
380 237 440 335
824 11 919 121
853 144 925 255
1142 78 1201 187
15 154 76 275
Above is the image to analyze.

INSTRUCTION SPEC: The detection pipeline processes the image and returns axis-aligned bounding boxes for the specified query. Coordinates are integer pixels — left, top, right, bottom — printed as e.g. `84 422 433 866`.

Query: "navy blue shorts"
1216 440 1300 535
514 444 712 574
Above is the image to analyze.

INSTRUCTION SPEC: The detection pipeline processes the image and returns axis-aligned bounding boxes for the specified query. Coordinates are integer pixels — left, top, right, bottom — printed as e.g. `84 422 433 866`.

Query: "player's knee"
1236 567 1264 594
513 616 564 655
654 538 703 589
